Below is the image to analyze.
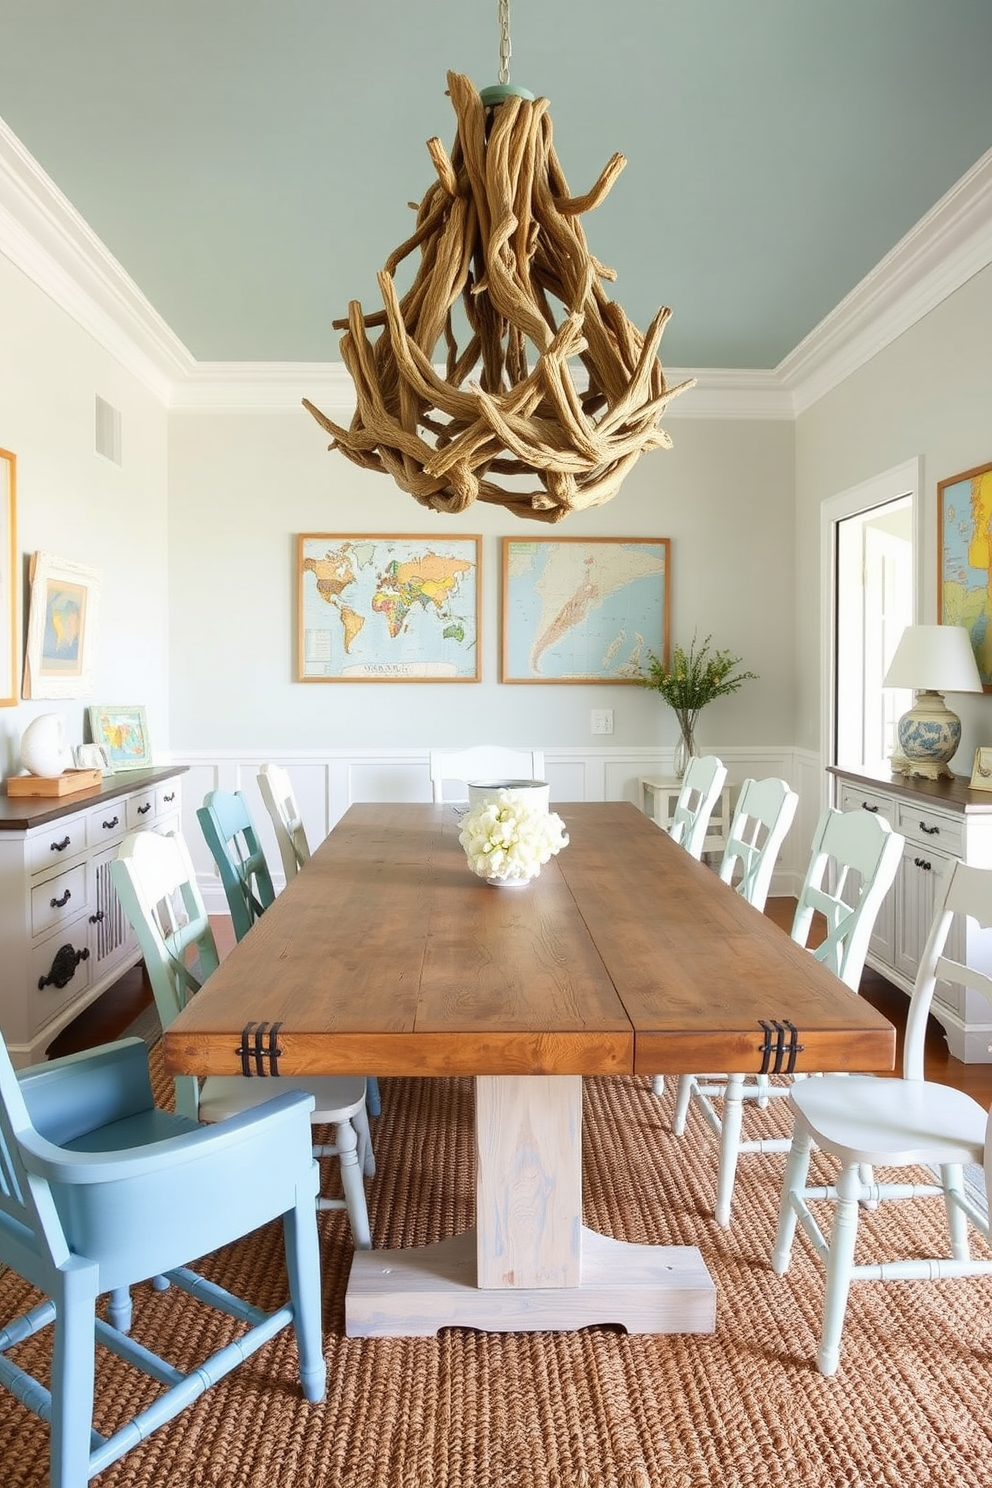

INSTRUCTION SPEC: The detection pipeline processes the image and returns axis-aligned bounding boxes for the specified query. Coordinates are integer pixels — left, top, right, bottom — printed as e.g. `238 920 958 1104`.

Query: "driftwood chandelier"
304 3 693 523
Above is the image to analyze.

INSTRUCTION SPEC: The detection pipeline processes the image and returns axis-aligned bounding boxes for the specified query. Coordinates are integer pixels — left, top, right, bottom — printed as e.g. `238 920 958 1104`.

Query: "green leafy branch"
639 632 758 715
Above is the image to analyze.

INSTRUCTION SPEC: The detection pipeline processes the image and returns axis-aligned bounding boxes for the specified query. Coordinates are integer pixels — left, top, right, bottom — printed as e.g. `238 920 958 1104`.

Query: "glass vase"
672 713 699 781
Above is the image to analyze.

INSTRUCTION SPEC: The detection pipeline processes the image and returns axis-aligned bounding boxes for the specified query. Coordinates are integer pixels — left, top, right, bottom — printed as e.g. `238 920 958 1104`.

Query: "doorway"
820 458 920 774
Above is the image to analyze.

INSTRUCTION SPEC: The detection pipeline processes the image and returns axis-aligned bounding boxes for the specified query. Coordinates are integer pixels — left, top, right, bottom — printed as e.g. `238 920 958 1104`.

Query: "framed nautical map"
938 461 992 691
297 534 481 682
501 537 670 683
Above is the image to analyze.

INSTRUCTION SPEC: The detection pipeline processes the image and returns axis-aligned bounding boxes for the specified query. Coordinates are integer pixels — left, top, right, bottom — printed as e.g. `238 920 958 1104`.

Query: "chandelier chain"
497 0 512 84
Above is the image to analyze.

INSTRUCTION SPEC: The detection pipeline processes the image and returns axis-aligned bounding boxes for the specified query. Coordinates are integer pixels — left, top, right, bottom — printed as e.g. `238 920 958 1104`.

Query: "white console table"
0 765 185 1067
829 765 992 1063
637 774 732 858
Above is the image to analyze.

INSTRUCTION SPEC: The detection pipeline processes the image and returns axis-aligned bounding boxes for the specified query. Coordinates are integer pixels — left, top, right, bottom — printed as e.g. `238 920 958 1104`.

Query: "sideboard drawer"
895 800 964 855
31 863 88 937
157 783 180 817
27 819 86 875
126 791 157 829
86 800 127 847
31 929 92 1032
837 784 895 824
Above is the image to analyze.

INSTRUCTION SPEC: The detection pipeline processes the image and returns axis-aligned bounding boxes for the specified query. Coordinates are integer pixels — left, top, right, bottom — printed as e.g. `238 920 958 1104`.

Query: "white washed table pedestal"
345 1074 716 1337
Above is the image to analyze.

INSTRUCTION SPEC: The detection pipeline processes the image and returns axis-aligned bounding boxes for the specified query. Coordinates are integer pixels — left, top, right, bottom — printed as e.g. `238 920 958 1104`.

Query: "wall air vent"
94 395 122 465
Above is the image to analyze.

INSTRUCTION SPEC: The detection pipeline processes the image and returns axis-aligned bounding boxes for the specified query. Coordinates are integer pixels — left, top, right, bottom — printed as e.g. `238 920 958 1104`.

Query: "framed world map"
938 461 992 691
297 534 481 682
501 537 670 683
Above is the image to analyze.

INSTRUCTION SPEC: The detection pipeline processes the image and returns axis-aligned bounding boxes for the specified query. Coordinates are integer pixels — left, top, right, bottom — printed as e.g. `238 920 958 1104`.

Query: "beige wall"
166 407 796 754
794 261 992 761
0 254 170 778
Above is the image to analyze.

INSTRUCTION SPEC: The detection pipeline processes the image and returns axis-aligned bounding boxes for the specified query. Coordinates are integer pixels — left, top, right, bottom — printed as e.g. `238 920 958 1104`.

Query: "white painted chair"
772 858 992 1376
671 806 904 1226
716 776 799 912
111 829 376 1248
258 762 311 882
429 745 546 803
666 755 728 860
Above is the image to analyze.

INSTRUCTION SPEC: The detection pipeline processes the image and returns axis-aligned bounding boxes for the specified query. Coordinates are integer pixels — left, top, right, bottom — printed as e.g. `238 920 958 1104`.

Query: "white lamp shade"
882 624 983 693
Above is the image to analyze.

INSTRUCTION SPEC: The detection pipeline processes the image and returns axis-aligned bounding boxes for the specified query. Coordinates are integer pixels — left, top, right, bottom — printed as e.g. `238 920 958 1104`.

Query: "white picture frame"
22 551 101 700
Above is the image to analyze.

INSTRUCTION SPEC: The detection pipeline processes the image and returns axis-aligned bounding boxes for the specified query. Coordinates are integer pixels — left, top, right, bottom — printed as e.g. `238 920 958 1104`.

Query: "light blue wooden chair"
197 788 276 941
0 1032 325 1488
112 829 375 1246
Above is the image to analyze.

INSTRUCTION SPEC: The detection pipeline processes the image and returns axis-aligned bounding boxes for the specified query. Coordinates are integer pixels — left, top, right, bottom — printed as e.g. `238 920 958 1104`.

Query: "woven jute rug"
3 1052 992 1488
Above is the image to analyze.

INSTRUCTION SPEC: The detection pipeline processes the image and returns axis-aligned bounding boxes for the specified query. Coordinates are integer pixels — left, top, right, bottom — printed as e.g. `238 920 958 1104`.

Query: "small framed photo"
23 551 101 699
969 747 992 792
88 705 152 772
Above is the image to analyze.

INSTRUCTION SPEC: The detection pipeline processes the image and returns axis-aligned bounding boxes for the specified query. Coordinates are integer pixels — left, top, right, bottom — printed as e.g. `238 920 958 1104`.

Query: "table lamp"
882 623 983 779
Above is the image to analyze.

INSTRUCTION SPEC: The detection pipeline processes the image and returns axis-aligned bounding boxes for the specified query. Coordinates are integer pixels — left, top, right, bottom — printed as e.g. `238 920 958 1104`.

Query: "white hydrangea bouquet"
459 791 569 885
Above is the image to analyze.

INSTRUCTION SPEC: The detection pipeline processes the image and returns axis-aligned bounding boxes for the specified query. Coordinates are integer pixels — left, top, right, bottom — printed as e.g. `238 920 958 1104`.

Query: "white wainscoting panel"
167 745 811 916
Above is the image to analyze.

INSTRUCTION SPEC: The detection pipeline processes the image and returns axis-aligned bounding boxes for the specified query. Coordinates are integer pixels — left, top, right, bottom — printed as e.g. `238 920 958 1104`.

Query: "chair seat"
198 1074 367 1124
791 1074 987 1169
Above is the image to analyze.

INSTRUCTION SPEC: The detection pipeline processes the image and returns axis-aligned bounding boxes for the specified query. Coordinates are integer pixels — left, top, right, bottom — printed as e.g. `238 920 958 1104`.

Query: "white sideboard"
0 766 184 1067
829 765 992 1063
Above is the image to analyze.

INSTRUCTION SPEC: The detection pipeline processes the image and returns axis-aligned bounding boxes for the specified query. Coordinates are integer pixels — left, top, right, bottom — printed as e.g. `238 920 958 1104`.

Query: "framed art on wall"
297 534 481 681
0 448 15 707
87 705 152 772
500 537 671 683
22 551 101 699
937 460 992 690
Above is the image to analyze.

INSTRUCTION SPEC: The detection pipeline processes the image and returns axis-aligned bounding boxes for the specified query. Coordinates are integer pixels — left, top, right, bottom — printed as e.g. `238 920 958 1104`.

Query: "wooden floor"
46 901 992 1104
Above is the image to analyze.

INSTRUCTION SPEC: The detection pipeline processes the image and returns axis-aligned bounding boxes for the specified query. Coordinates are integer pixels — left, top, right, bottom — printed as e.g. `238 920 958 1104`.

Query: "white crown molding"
0 115 194 399
2 111 990 421
780 145 992 414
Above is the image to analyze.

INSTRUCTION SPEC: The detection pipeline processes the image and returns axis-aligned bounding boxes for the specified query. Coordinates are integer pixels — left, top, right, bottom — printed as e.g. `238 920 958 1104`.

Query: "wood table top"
163 802 895 1081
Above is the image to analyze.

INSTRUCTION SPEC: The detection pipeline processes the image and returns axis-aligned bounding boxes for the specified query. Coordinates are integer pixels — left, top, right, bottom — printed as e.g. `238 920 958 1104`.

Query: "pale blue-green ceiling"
1 0 990 370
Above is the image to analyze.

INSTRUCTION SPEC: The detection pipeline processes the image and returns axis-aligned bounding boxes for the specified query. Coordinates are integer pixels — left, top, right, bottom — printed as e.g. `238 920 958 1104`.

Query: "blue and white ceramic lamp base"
890 690 962 781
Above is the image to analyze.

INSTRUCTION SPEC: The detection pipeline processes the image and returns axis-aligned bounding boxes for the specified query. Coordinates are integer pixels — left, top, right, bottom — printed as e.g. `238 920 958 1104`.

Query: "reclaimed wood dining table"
163 801 896 1338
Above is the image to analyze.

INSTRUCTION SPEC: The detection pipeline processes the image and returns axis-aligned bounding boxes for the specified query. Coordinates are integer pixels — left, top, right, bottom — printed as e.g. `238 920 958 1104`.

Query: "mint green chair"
197 788 276 941
0 1033 325 1488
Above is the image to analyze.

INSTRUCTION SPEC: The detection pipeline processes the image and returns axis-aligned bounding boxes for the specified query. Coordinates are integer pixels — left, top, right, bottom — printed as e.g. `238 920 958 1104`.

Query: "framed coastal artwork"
88 705 152 772
938 460 992 691
22 551 101 699
0 449 15 707
500 537 671 683
297 534 481 682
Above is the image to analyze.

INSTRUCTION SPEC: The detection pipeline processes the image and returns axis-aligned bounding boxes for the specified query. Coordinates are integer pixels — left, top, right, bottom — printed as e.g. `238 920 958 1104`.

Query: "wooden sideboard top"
0 764 187 832
827 763 992 816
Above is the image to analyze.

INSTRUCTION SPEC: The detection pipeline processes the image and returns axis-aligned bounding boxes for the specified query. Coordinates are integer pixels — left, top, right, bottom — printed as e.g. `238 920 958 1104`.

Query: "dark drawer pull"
50 835 71 853
861 802 879 813
50 888 71 909
919 821 940 835
38 943 89 991
913 856 932 871
137 803 152 816
164 792 175 803
89 910 105 924
102 815 120 830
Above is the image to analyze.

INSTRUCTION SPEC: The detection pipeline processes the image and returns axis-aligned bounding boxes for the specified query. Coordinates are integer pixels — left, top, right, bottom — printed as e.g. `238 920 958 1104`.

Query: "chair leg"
366 1075 382 1118
106 1286 132 1332
50 1275 97 1488
942 1163 971 1260
714 1073 747 1226
771 1124 813 1275
282 1200 327 1404
353 1103 376 1178
651 1075 665 1097
330 1118 372 1249
672 1074 695 1135
817 1161 862 1377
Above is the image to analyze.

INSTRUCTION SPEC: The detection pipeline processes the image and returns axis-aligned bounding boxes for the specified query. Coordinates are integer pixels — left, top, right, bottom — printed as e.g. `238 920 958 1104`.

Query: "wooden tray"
6 768 103 798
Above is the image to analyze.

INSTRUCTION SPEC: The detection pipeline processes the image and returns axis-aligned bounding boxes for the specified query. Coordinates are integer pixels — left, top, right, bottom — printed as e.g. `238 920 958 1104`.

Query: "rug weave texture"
3 1051 992 1488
